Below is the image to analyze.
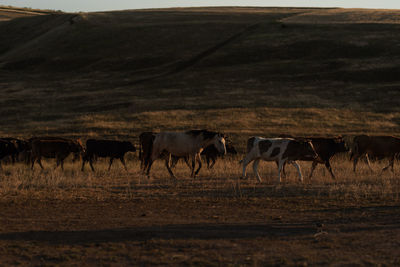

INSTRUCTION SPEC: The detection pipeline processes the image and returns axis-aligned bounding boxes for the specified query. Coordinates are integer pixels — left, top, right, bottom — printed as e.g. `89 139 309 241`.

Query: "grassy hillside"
1 7 400 149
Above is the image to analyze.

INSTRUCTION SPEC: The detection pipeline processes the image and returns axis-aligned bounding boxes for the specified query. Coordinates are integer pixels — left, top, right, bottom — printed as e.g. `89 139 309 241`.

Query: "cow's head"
125 141 137 153
300 141 318 160
226 143 237 155
334 136 349 153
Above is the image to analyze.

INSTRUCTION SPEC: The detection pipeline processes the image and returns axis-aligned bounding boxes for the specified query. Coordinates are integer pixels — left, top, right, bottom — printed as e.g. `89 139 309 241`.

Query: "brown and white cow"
241 137 317 183
351 135 400 172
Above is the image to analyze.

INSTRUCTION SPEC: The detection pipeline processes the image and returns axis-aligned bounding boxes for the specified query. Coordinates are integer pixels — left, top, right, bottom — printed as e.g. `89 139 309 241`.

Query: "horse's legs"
206 155 210 169
194 154 202 177
120 156 128 172
252 158 261 182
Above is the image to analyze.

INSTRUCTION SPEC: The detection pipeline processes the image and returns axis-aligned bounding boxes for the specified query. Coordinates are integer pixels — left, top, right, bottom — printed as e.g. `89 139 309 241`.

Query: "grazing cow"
146 130 226 178
241 137 317 183
351 135 400 172
139 132 156 172
282 137 348 179
0 138 29 163
81 139 136 172
30 138 84 170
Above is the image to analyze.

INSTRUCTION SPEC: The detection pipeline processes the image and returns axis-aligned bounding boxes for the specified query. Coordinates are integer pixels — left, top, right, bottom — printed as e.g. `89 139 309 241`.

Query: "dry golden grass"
1 155 399 205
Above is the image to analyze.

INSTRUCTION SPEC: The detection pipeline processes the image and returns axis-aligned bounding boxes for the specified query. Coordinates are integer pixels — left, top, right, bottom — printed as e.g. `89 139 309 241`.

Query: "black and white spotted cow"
241 137 317 183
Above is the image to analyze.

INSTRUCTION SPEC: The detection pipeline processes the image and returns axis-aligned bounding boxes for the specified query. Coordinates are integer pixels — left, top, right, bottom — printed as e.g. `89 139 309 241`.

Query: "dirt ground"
0 174 399 266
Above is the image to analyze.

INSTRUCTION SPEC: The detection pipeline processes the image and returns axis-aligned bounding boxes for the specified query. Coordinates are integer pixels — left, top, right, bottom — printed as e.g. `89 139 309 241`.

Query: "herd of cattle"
0 131 399 182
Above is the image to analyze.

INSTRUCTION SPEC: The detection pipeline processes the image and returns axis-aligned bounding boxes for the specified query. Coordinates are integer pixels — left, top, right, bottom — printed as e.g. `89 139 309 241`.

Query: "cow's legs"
353 155 360 172
81 158 86 171
108 157 114 171
89 157 95 172
194 154 202 177
241 155 254 179
252 158 262 182
382 156 395 173
164 156 176 178
30 156 36 170
145 160 154 177
206 156 211 169
209 156 217 169
190 155 196 177
290 161 303 182
277 159 287 183
309 161 319 179
276 161 287 178
120 156 128 171
324 160 336 179
37 157 44 170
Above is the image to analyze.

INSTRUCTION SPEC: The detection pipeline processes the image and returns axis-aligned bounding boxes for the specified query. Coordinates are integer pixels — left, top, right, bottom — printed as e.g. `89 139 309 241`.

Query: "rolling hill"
1 6 400 146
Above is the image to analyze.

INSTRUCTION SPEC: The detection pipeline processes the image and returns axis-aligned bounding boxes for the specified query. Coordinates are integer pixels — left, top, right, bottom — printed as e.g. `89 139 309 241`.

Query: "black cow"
0 139 18 169
81 139 136 172
0 137 29 163
282 137 348 179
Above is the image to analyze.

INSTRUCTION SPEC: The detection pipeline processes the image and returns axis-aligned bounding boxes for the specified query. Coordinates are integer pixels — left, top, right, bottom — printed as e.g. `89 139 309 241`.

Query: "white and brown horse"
146 130 226 178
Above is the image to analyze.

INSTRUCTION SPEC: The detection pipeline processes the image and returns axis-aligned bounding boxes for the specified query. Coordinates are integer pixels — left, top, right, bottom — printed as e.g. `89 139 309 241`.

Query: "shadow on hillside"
1 221 399 245
0 223 315 244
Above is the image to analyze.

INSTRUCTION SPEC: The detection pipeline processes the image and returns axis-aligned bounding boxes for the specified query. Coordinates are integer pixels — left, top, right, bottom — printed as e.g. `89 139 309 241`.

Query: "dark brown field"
1 5 400 266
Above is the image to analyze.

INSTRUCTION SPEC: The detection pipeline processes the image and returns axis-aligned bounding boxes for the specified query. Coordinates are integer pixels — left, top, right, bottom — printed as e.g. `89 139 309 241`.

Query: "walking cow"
81 139 136 172
241 137 317 183
351 135 400 173
30 138 84 170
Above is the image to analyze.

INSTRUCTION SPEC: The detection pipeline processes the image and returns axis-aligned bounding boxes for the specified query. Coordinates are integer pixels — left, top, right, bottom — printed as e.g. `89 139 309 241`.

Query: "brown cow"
139 132 156 172
351 135 400 172
0 138 29 164
30 138 84 170
281 137 348 179
81 139 136 172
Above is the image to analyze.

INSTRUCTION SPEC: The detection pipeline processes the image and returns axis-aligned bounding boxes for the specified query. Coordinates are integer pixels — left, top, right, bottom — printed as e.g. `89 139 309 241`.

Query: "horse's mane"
186 129 218 140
